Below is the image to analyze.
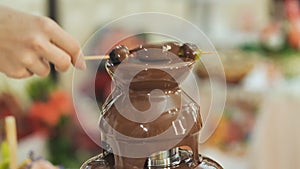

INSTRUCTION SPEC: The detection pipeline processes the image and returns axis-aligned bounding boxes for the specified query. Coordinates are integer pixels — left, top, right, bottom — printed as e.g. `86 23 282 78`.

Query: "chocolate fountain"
81 42 223 169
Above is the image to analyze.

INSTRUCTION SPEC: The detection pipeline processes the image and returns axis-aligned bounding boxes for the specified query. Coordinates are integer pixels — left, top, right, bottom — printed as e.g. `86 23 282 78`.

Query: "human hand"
0 6 86 78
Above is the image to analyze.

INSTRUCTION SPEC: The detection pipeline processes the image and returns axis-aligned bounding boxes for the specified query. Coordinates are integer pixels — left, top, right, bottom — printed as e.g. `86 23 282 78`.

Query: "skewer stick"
84 51 214 61
201 51 214 55
84 55 109 60
5 116 18 169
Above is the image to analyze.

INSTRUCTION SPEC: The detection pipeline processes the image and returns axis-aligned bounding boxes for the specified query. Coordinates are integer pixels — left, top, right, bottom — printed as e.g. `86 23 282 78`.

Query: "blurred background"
0 0 300 168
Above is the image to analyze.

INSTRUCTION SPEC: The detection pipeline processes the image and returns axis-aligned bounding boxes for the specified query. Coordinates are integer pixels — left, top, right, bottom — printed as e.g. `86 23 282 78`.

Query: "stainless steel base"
80 150 223 169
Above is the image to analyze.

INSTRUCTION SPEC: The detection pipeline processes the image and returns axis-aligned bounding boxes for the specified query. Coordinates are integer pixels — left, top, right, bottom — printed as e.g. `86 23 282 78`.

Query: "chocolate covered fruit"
108 42 203 65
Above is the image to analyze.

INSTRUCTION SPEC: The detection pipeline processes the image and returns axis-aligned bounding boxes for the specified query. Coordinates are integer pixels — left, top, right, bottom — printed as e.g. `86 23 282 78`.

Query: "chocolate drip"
100 66 201 168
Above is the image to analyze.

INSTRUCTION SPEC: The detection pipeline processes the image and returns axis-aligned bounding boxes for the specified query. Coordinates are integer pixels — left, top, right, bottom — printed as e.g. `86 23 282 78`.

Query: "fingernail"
76 52 86 70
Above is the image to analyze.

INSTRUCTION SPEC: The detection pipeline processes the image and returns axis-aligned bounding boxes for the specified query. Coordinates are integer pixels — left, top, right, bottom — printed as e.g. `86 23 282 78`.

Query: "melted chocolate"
83 42 221 169
108 42 200 65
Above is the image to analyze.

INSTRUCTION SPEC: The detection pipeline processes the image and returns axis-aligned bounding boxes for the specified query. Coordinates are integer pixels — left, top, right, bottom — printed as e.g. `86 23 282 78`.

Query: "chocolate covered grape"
108 42 201 65
179 43 201 60
109 45 130 65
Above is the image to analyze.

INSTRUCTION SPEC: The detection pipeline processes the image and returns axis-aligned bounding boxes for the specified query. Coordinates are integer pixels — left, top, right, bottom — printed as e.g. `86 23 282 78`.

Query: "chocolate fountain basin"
81 149 223 169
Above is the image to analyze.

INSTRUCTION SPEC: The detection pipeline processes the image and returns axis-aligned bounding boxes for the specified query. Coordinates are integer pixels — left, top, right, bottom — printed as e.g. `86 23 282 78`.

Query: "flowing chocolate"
82 42 223 169
130 41 182 55
108 42 201 65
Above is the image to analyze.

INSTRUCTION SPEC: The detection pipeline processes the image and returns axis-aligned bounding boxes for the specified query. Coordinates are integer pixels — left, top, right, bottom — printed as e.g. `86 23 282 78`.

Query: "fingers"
42 41 72 72
2 63 33 78
7 54 50 78
5 54 58 78
0 14 86 79
4 69 33 79
4 47 64 78
22 38 75 75
43 18 86 70
26 58 50 77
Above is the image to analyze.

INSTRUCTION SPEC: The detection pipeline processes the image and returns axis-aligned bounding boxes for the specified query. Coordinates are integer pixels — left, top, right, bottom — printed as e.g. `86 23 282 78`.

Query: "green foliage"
240 42 300 58
0 159 9 169
240 43 264 53
47 116 84 168
26 77 57 101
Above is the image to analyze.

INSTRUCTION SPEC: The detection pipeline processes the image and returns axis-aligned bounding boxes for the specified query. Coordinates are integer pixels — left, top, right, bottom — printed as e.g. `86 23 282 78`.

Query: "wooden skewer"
84 51 214 61
201 51 215 55
84 55 109 60
5 116 18 169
